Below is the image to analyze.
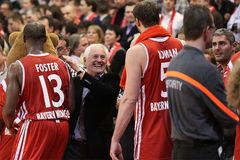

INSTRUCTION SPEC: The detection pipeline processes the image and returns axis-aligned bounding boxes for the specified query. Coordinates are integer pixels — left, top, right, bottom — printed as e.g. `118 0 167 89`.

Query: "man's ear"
135 18 140 27
83 57 87 64
232 42 238 52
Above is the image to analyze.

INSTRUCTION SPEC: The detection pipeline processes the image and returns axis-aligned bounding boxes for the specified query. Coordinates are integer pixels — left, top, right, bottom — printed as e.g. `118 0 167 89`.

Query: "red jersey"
227 52 240 160
134 37 182 159
17 53 70 121
11 53 70 160
0 79 19 160
223 52 240 86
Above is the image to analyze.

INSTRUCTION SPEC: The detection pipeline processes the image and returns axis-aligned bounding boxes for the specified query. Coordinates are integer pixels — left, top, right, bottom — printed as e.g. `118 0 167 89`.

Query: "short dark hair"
23 22 47 42
133 0 160 28
84 0 98 12
184 5 214 40
8 12 24 24
96 0 109 14
106 25 121 37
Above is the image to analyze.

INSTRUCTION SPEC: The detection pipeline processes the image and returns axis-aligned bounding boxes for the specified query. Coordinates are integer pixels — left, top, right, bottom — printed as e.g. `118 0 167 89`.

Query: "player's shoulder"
127 44 146 55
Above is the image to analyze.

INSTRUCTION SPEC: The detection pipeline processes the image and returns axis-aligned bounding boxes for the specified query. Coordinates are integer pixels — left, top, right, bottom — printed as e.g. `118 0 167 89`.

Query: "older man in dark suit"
63 44 120 160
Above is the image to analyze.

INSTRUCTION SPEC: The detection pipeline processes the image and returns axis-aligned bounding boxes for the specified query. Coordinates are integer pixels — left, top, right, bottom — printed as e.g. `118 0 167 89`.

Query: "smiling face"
85 46 107 77
212 35 234 66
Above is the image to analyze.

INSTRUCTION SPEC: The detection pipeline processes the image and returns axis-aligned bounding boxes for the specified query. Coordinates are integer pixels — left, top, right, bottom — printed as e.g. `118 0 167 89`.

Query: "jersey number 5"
39 74 64 108
161 62 170 98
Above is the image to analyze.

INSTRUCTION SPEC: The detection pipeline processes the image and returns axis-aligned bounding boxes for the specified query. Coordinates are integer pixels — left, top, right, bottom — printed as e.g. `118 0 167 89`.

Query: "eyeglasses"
57 46 66 52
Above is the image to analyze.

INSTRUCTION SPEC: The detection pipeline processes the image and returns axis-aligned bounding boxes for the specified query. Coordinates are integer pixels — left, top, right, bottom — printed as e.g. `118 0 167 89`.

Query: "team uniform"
11 53 70 160
0 80 16 160
134 37 182 160
224 52 240 160
222 52 240 85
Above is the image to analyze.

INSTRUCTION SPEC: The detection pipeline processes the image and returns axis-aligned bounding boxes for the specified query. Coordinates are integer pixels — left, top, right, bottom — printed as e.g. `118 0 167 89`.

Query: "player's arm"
110 44 147 160
3 62 21 129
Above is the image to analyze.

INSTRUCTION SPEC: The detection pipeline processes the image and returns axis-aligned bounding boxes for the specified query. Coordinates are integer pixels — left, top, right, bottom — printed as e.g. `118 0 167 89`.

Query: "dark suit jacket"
93 15 112 31
120 25 139 50
110 48 126 77
69 72 120 159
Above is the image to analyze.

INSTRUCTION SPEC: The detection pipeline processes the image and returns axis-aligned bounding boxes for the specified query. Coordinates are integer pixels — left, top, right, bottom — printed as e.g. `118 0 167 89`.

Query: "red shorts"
11 120 69 160
235 125 240 160
0 129 15 160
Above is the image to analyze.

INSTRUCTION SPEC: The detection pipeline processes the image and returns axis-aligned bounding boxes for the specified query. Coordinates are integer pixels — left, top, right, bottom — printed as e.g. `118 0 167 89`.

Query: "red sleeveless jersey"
0 79 21 160
17 53 70 121
134 37 182 160
223 51 240 86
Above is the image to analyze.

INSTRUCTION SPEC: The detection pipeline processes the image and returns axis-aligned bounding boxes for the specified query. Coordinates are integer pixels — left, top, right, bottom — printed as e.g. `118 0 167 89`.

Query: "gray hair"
83 43 109 59
213 28 235 44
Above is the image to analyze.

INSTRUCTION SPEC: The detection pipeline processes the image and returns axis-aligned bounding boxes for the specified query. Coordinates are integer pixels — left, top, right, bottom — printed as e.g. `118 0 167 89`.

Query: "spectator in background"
24 7 42 23
56 34 70 59
111 0 127 28
61 4 77 24
69 33 89 65
52 18 63 35
19 0 35 15
227 0 240 42
68 34 81 63
7 12 24 33
78 21 93 34
212 28 238 85
65 22 78 37
93 0 112 31
45 4 64 22
212 28 238 159
79 0 97 23
160 0 183 37
87 24 104 44
120 2 139 50
218 0 236 28
0 1 12 18
49 0 65 7
39 16 54 33
174 0 189 14
190 0 223 29
63 44 120 160
105 25 125 76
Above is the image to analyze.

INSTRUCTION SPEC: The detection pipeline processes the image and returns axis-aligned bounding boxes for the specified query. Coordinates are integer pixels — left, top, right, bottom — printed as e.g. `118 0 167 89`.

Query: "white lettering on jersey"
35 63 59 72
36 110 70 120
150 101 169 111
166 79 183 91
158 48 178 59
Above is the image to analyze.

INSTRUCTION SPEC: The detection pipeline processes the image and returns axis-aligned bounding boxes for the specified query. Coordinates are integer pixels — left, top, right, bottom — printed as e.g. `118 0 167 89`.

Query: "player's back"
17 53 70 121
134 37 182 160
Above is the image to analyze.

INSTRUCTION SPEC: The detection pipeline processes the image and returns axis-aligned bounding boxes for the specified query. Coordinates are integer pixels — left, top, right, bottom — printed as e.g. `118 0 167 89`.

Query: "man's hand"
110 140 124 160
62 55 81 72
